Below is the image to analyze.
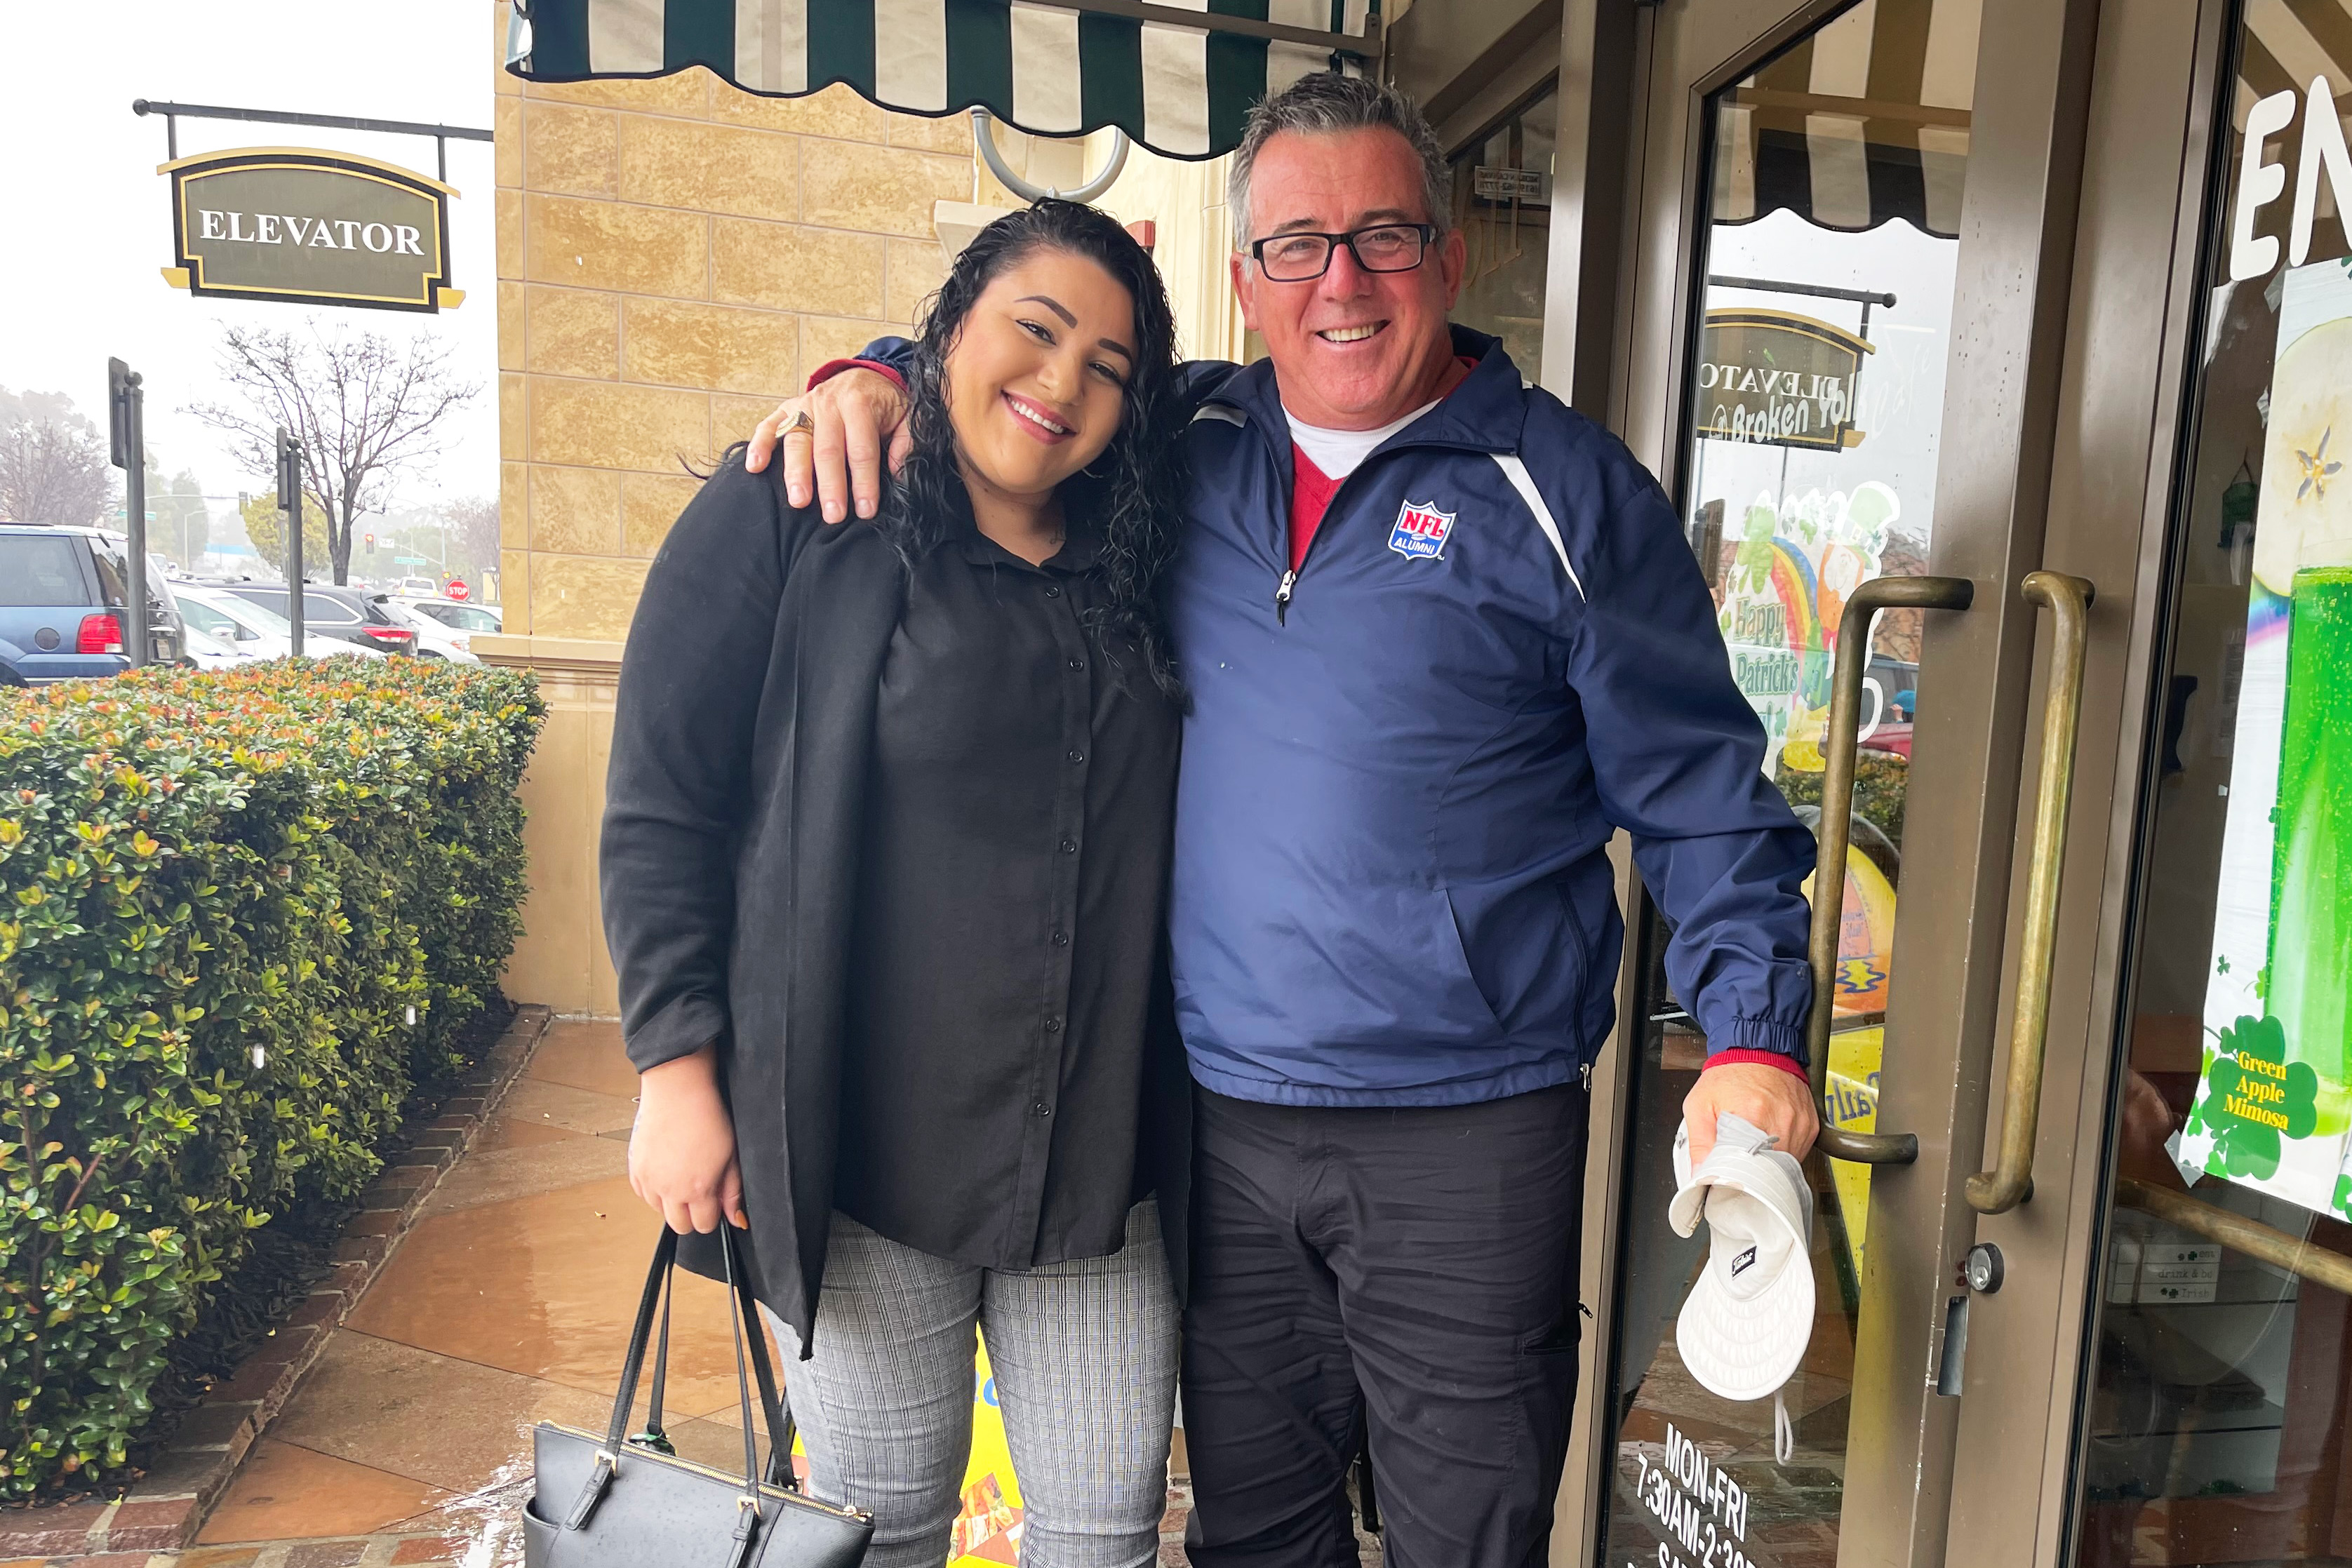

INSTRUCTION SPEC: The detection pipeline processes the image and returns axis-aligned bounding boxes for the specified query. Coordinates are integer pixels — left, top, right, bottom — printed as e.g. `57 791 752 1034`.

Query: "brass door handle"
2118 1177 2352 1295
1965 570 2096 1213
1808 574 1976 1164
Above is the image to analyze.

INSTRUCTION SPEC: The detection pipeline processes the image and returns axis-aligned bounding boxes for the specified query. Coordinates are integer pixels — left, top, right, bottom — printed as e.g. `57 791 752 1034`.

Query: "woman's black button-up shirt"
834 518 1180 1271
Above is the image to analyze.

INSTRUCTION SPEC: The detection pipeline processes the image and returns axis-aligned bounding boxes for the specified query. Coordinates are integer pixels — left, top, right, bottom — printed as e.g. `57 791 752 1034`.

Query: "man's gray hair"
1227 72 1452 244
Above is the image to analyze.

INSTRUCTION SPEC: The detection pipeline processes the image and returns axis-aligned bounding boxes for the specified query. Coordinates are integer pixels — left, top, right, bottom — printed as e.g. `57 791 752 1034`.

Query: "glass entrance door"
1599 3 1985 1560
1566 0 2149 1562
1597 4 1987 1564
2062 6 2352 1564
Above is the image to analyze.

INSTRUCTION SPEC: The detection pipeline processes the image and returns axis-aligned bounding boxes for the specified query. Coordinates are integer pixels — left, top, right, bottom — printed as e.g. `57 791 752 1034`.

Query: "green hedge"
0 658 544 1501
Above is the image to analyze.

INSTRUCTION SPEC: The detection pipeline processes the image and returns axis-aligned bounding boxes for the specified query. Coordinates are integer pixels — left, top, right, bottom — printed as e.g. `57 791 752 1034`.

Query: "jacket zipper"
1215 389 1499 628
1263 438 1491 626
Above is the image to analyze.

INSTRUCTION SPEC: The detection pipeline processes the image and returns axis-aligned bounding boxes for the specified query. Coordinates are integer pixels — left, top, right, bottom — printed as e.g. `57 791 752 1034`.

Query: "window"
0 535 93 607
1448 86 1558 377
176 598 251 642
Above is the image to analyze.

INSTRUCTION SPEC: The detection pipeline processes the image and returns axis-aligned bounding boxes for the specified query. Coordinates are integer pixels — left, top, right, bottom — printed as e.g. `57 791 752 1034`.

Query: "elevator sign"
1696 309 1871 452
157 147 465 313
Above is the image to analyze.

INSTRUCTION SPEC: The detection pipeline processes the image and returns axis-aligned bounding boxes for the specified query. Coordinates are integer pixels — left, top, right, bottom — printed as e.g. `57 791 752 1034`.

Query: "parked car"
171 585 292 660
179 622 256 671
380 599 478 662
121 541 192 658
0 523 182 684
203 581 418 656
398 596 502 636
172 582 387 662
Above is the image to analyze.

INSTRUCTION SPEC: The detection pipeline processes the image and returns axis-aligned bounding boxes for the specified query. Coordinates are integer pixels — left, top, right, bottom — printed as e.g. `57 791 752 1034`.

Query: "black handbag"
523 1224 873 1568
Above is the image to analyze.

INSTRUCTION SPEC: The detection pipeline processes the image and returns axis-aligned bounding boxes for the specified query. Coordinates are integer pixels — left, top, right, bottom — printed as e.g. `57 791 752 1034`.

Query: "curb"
0 1005 554 1562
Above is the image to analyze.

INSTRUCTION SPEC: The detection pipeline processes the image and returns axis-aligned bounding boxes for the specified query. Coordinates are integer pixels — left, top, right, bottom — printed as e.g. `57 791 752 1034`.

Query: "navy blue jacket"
858 328 1813 1107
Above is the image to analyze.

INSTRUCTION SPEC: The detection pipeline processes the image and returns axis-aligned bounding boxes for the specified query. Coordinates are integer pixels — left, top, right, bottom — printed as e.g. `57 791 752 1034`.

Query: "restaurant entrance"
1543 0 2352 1564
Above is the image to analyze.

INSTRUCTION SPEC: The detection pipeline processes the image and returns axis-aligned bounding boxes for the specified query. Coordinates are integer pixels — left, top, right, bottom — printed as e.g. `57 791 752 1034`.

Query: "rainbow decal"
1716 483 1897 772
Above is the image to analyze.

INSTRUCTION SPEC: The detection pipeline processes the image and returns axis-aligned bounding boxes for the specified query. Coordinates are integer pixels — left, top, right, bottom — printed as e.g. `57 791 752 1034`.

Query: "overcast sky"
0 1 500 525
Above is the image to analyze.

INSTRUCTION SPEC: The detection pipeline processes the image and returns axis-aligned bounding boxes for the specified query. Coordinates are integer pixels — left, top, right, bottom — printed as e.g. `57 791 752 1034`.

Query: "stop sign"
446 578 470 601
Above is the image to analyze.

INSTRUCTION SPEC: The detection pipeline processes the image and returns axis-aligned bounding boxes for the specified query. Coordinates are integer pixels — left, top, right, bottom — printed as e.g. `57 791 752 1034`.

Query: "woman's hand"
629 1046 749 1233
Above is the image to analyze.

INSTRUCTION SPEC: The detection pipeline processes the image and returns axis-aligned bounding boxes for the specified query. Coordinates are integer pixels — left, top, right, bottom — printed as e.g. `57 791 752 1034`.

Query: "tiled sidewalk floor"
8 1019 1335 1568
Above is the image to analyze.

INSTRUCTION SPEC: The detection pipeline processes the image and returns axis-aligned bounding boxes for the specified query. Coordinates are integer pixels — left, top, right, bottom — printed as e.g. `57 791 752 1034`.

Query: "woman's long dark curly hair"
882 199 1186 699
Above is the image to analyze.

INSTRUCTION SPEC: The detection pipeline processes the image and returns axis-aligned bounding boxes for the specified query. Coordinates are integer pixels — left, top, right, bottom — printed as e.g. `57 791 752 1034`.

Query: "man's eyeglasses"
1248 224 1438 282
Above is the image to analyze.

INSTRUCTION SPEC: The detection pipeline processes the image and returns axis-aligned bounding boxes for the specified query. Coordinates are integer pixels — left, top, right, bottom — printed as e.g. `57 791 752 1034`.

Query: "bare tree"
441 494 500 578
0 418 114 528
189 321 479 584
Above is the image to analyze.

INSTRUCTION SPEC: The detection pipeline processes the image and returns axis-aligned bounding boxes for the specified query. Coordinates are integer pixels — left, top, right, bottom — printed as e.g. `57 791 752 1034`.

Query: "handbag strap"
723 1227 799 1490
630 1279 676 1453
568 1225 799 1540
563 1227 679 1530
601 1226 679 1456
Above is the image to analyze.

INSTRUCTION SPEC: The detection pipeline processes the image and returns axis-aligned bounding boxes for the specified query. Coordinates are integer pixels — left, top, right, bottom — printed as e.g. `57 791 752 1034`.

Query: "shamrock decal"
2195 1015 2319 1179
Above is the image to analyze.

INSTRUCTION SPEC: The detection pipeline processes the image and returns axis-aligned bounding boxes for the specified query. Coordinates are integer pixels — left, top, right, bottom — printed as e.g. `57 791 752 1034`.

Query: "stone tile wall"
477 1 1238 1016
481 3 969 1012
490 1 963 643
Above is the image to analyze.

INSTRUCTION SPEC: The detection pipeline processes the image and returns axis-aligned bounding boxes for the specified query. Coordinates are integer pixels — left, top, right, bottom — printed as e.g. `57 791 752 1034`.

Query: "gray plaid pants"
765 1201 1178 1568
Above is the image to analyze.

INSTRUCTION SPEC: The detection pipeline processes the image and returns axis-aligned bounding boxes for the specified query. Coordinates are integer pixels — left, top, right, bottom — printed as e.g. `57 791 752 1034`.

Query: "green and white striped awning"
506 0 1377 160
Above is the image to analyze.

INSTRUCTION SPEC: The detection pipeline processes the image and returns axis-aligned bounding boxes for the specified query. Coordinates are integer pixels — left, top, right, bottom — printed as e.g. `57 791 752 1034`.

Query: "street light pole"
278 427 306 657
108 359 149 667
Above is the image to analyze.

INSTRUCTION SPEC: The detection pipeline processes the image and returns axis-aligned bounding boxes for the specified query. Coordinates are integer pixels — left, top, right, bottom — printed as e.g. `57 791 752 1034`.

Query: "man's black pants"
1181 1082 1589 1568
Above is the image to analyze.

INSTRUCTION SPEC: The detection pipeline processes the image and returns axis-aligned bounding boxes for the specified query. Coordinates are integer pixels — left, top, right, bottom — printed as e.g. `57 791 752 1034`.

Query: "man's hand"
629 1045 749 1234
1684 1061 1819 1167
743 369 914 523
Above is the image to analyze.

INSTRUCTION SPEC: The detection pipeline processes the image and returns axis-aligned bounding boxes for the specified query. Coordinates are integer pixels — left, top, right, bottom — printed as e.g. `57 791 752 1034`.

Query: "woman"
600 200 1191 1568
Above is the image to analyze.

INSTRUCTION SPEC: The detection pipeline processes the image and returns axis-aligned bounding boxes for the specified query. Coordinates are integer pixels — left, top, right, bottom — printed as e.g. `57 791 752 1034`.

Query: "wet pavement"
181 1019 726 1566
14 1019 1212 1568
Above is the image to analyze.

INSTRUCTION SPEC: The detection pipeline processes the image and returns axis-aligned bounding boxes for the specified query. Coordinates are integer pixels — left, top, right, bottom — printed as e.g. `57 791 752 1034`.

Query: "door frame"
1943 1 2240 1561
1541 0 2203 1562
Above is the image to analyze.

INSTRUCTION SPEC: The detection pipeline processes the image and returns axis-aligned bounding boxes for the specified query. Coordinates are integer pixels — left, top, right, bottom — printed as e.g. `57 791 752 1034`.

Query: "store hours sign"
1696 309 1872 451
158 148 464 313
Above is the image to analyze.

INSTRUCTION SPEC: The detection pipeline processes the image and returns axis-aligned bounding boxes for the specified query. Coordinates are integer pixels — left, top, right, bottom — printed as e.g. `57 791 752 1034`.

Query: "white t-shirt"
1283 398 1441 479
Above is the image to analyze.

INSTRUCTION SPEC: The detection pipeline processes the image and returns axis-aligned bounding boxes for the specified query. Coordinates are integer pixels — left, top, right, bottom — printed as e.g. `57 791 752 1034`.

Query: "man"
751 74 1818 1568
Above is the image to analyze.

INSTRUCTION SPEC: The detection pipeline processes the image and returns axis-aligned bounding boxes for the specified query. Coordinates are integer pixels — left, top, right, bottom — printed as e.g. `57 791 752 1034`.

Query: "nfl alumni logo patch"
1388 499 1456 560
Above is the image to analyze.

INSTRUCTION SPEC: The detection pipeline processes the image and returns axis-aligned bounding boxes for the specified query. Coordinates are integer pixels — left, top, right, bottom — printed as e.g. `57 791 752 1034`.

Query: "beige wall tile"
889 112 970 156
495 189 525 280
622 471 702 556
533 554 653 641
710 220 885 318
801 316 893 371
530 380 712 472
530 464 623 556
500 462 528 545
525 194 708 298
711 393 789 455
496 281 525 370
498 548 531 633
525 286 620 379
500 371 526 458
493 3 519 96
523 102 619 197
619 117 796 222
528 69 709 117
711 82 883 142
621 298 799 396
884 238 947 328
505 702 590 1007
495 96 523 189
801 140 968 237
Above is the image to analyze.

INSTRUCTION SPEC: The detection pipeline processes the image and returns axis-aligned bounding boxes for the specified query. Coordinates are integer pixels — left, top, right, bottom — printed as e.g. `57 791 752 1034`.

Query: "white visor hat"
1670 1112 1816 1445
